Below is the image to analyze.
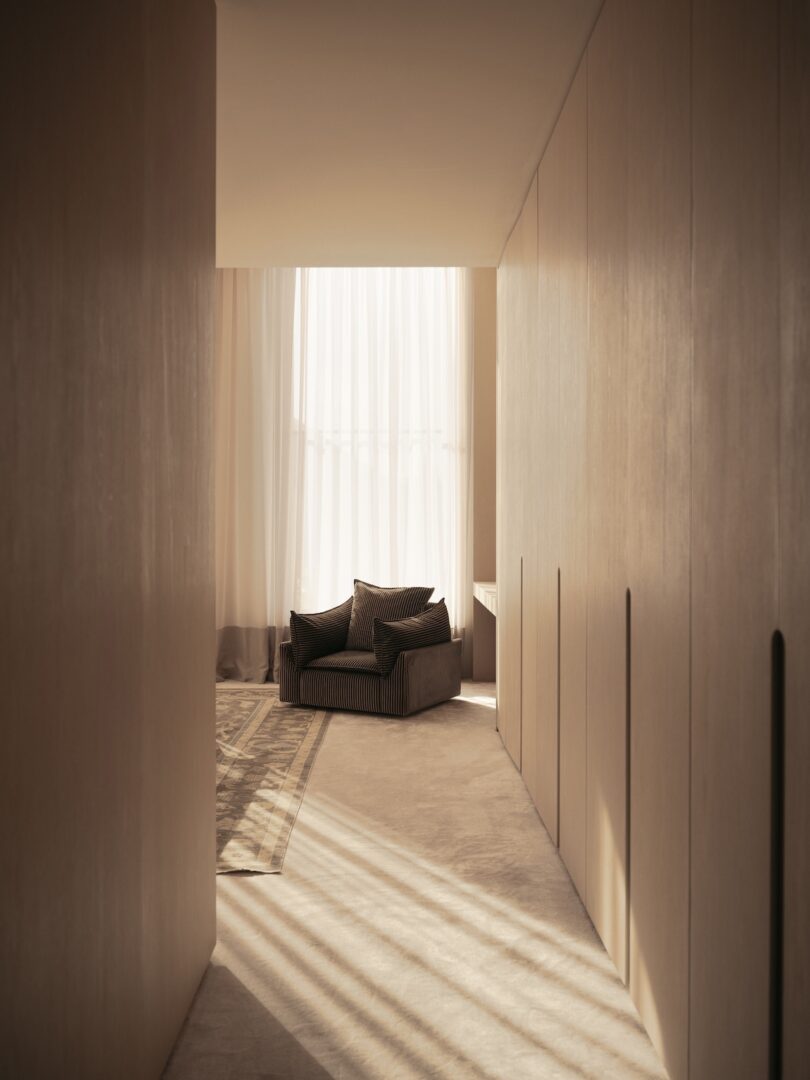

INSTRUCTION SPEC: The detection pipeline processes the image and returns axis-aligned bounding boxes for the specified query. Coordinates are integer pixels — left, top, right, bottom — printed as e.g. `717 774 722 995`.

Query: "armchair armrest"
380 638 462 716
279 640 301 704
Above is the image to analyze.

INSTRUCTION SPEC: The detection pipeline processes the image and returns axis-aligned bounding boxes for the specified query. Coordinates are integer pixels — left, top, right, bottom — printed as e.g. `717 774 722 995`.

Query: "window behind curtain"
294 267 470 621
214 266 472 681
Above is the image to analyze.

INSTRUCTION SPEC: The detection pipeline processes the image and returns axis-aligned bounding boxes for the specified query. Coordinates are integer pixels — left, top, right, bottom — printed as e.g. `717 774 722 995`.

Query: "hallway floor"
165 684 666 1080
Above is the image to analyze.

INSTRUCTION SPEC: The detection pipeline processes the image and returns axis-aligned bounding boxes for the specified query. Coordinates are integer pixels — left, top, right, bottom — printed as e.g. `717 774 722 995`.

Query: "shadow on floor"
164 963 333 1080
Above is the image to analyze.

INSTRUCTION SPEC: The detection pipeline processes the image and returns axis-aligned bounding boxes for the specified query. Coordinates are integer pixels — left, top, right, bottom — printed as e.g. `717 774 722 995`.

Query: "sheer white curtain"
215 267 473 681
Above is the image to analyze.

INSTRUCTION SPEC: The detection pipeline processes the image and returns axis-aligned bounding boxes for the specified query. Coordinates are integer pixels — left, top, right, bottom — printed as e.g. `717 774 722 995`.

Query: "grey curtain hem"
216 625 289 683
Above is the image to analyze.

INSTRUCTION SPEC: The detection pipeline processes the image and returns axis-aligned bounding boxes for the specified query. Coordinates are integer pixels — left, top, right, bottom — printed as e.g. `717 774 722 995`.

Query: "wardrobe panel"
496 261 520 767
690 1 779 1076
624 3 691 1076
526 136 563 840
585 0 630 979
779 1 810 1072
497 175 537 770
555 60 589 901
0 3 216 1073
515 176 541 791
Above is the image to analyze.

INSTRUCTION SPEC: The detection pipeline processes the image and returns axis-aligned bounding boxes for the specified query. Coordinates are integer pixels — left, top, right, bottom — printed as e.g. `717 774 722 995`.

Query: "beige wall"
496 1 809 1078
472 269 497 584
472 268 497 682
0 3 217 1078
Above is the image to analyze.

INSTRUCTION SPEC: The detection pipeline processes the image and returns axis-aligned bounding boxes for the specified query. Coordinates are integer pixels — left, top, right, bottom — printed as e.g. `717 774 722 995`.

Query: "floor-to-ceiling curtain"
216 267 473 682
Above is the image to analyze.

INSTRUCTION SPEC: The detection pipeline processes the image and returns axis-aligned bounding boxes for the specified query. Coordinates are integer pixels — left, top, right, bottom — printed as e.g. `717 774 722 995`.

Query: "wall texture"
0 3 217 1078
472 269 497 587
497 176 537 769
496 1 809 1077
779 7 810 1074
472 268 497 681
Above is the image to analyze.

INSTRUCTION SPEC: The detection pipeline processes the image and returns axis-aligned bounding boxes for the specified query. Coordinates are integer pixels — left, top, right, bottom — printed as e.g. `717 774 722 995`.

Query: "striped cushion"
307 650 381 674
289 596 353 669
372 598 452 675
345 579 434 651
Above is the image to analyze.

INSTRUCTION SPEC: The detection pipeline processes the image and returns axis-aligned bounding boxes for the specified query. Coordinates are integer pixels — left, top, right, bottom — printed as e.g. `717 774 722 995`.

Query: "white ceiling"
216 0 601 268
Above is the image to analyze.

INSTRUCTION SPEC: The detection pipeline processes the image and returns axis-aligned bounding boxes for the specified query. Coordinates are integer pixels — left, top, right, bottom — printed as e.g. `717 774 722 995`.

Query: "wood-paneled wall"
554 63 589 903
691 1 779 1075
495 1 808 1076
497 175 537 769
780 5 810 1073
586 5 631 977
526 61 590 850
0 3 216 1077
525 137 562 841
623 4 691 1075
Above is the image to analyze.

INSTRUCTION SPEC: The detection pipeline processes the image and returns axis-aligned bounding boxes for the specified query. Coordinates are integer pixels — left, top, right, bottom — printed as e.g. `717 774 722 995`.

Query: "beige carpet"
216 685 331 873
169 683 666 1079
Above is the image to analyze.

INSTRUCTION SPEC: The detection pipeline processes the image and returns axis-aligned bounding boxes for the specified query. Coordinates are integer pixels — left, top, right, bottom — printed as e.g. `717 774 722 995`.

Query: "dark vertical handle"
625 587 632 986
556 567 561 848
519 554 524 767
769 629 785 1080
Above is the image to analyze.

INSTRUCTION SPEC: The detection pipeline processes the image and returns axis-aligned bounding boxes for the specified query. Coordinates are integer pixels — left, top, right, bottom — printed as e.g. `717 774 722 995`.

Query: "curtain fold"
215 267 473 682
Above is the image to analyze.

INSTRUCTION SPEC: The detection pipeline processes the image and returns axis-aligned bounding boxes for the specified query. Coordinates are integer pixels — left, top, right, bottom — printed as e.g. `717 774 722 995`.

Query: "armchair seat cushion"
279 637 461 717
307 650 381 674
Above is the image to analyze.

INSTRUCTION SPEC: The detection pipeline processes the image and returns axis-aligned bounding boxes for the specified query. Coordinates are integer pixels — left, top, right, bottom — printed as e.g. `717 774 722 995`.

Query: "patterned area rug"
216 686 331 873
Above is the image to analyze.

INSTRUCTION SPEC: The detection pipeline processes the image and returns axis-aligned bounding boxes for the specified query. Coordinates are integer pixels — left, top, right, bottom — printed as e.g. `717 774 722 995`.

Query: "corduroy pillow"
345 579 434 651
289 596 353 669
372 598 451 675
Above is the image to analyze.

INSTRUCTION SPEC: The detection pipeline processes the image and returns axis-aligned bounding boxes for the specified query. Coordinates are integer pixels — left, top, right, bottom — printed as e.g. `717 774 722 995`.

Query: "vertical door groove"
770 629 785 1080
